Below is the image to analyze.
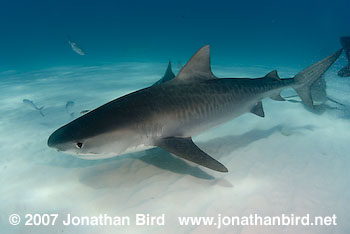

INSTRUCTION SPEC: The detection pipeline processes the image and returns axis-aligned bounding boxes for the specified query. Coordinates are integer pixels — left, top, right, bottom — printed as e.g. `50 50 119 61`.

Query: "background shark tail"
338 65 350 77
293 49 342 107
338 37 350 77
340 37 350 50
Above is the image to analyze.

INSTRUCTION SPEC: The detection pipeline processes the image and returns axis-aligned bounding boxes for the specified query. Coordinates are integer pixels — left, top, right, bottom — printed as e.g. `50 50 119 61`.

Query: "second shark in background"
338 37 350 77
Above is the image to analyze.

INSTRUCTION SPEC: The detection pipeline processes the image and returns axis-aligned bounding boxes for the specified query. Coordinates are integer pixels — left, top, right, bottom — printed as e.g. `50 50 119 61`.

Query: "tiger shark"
48 46 342 172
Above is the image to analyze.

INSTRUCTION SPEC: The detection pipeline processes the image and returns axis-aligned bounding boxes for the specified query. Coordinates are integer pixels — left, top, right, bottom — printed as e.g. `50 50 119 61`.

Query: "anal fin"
270 93 285 101
251 101 265 117
155 137 228 172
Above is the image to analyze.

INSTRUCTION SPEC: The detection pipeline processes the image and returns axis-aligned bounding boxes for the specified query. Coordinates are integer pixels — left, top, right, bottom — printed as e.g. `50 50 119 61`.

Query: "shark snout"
47 130 60 150
47 127 70 152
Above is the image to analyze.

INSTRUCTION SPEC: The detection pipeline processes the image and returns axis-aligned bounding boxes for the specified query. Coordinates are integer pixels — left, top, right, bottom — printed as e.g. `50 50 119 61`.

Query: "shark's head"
47 112 145 159
48 124 90 156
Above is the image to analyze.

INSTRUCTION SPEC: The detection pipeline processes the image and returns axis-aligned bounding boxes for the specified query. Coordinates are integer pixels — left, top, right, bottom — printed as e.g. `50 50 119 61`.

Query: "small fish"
68 40 85 56
23 99 44 117
65 101 75 118
80 110 90 115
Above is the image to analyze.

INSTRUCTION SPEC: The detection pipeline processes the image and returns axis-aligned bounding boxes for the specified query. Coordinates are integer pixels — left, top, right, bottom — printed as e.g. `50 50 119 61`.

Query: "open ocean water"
1 0 350 233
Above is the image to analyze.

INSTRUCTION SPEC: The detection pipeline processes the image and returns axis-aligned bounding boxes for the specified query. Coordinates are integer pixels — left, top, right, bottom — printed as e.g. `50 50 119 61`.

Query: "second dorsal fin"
175 45 216 82
264 70 280 80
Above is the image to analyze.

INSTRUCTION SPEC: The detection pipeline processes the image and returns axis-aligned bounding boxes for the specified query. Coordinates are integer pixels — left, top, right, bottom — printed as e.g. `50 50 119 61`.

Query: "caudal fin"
293 49 343 107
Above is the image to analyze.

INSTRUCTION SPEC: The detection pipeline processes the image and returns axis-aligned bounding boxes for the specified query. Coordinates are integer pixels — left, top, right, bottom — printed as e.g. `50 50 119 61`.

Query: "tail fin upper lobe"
293 49 343 107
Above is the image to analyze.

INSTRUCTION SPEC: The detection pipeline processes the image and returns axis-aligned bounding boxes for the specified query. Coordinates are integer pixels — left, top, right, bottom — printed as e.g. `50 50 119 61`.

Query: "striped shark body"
48 45 342 172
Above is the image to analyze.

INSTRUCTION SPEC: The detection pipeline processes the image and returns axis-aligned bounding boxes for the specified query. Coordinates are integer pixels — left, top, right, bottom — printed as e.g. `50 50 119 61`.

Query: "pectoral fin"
155 137 228 172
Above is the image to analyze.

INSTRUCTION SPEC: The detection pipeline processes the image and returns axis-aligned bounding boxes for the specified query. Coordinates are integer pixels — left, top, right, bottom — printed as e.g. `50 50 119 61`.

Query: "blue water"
1 1 350 234
1 0 349 71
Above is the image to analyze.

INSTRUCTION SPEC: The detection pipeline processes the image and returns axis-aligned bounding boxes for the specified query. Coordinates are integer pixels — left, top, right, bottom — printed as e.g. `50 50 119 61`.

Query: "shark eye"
76 142 83 149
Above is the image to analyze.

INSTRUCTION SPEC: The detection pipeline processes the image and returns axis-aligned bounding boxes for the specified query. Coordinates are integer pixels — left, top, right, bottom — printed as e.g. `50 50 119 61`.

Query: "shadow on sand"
71 123 316 191
200 124 315 159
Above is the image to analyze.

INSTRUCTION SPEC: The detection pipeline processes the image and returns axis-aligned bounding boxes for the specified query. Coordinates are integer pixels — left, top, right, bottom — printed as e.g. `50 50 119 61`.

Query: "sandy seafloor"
0 58 350 234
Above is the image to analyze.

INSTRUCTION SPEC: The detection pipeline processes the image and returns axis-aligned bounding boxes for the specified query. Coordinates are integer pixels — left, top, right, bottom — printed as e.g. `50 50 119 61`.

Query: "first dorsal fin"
175 45 216 82
264 70 280 80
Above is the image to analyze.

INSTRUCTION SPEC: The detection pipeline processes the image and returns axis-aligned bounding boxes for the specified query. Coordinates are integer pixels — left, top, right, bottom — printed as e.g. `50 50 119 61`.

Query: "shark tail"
338 37 350 77
338 65 350 77
293 49 342 107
